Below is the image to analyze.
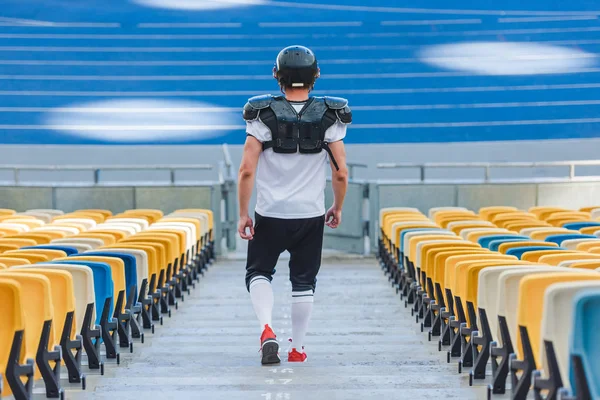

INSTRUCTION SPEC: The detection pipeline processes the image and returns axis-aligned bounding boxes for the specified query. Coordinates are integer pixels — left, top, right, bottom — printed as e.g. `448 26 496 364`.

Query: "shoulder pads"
243 95 273 121
324 96 348 109
324 96 352 123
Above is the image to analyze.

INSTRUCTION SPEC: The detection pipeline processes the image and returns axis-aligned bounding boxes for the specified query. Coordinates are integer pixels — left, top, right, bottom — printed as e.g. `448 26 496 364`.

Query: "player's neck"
284 88 310 102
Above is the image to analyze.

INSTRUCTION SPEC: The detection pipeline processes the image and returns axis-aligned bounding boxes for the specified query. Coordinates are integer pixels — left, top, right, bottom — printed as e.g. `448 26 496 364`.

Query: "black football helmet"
274 45 319 89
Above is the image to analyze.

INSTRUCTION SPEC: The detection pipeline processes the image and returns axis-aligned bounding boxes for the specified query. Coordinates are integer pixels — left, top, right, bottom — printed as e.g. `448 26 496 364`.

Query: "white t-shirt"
246 100 348 219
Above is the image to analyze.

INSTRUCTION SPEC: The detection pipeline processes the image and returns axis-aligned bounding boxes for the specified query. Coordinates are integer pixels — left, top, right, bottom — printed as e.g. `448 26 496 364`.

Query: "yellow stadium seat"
428 207 469 219
122 209 164 223
511 271 600 398
479 206 519 221
498 241 558 254
438 215 482 229
76 209 113 218
433 209 475 223
580 225 600 235
539 253 600 266
0 252 49 264
6 248 66 261
0 215 36 222
567 261 600 270
530 229 578 241
0 243 20 252
576 242 600 252
522 250 579 263
0 271 62 397
448 222 495 236
546 216 589 227
0 209 16 216
53 237 103 250
2 218 44 229
504 221 551 231
6 232 54 244
56 212 106 224
465 229 515 243
0 257 30 267
579 206 600 213
75 232 117 246
173 208 214 240
535 209 572 220
9 267 84 385
0 278 34 399
0 227 22 236
86 229 127 242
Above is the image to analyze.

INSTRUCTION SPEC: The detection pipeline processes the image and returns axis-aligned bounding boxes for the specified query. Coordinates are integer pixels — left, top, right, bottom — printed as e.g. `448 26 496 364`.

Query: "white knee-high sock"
291 290 314 351
249 276 274 330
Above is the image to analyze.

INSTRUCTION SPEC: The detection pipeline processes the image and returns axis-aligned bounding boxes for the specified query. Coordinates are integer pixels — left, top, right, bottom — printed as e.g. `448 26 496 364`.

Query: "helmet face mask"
274 45 319 91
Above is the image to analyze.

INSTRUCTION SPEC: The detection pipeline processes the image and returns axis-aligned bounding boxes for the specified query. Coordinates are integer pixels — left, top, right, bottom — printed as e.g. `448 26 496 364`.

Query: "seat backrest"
129 234 178 268
498 241 558 254
17 212 52 223
52 237 104 249
563 222 600 231
428 206 468 219
521 227 569 237
104 217 149 231
540 281 600 388
15 264 95 335
0 257 30 267
576 241 600 252
27 209 63 216
168 212 210 239
2 218 44 229
384 214 428 238
567 261 600 270
76 252 137 296
516 272 600 365
85 229 126 242
460 227 509 240
504 221 551 231
401 229 449 255
0 271 53 378
64 256 125 310
391 221 436 248
0 278 25 398
477 265 546 341
562 238 600 251
76 209 112 218
34 226 80 235
103 248 148 284
94 223 138 235
531 229 579 241
173 209 214 232
6 248 66 261
438 215 481 229
0 252 49 263
505 246 567 260
10 268 76 341
74 232 117 246
91 225 136 237
523 250 580 263
53 216 99 227
569 289 600 398
539 253 600 266
142 229 186 261
49 260 113 325
433 209 475 223
21 245 78 256
479 206 519 220
488 238 531 252
496 267 566 346
477 235 527 249
529 207 568 218
408 235 460 264
118 239 166 278
156 219 199 243
545 234 597 246
150 223 195 252
123 209 164 223
0 238 38 248
102 244 156 281
415 239 471 270
432 249 491 294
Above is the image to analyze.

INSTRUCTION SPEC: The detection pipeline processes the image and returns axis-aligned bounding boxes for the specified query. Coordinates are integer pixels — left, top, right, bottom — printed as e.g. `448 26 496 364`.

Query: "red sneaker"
288 348 307 363
260 325 280 365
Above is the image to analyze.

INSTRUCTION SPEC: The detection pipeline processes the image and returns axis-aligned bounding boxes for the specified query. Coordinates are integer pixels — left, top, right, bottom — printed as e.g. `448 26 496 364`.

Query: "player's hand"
325 206 342 229
238 215 255 240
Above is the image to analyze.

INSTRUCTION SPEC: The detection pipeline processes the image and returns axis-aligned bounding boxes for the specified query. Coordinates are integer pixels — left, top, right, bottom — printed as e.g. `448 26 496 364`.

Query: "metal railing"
377 160 600 182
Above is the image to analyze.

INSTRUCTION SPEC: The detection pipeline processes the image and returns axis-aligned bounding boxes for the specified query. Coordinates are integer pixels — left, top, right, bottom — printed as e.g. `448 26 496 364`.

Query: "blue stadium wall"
2 0 600 149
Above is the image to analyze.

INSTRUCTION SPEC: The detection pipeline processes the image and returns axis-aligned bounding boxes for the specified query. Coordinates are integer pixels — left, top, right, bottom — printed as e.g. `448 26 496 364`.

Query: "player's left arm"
237 135 262 240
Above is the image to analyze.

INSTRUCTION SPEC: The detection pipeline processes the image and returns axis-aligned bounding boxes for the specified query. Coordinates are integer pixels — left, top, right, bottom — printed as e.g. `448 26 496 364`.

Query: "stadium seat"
533 281 600 398
530 230 578 241
7 232 54 244
0 278 34 399
428 207 468 219
478 235 529 249
592 209 600 220
529 207 568 218
579 226 600 235
34 226 80 236
561 238 600 251
9 267 85 386
563 222 600 231
5 248 67 261
539 253 600 266
27 209 63 217
478 206 519 221
522 250 580 263
504 221 551 231
21 245 79 256
438 215 481 229
564 261 600 270
465 229 516 243
497 241 558 254
472 264 547 382
0 237 37 247
0 252 49 263
93 223 137 236
489 267 567 395
460 227 509 240
62 255 132 351
0 257 30 267
51 218 96 230
0 209 16 216
545 233 598 246
122 209 164 224
53 237 104 249
0 271 62 397
2 218 44 229
510 271 600 399
50 259 116 364
76 209 113 218
576 241 600 252
74 232 117 246
565 289 600 399
17 211 53 224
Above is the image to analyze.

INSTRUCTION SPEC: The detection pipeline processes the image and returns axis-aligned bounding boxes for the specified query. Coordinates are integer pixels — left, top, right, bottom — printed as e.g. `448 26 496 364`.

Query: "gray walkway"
67 259 486 400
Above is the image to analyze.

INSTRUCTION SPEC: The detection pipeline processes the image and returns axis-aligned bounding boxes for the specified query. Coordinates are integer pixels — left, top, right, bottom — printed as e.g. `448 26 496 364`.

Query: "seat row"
0 207 215 400
377 205 600 400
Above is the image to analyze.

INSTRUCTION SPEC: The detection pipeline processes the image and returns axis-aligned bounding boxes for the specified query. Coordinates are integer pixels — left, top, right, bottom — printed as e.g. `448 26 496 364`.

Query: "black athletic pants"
245 212 325 293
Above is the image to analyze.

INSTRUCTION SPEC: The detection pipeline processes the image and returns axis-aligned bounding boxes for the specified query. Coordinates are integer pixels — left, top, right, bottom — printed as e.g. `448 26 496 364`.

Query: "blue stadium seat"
545 234 597 246
478 235 528 249
568 289 600 399
488 238 531 252
563 222 600 231
21 245 79 256
71 252 137 299
506 246 567 260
